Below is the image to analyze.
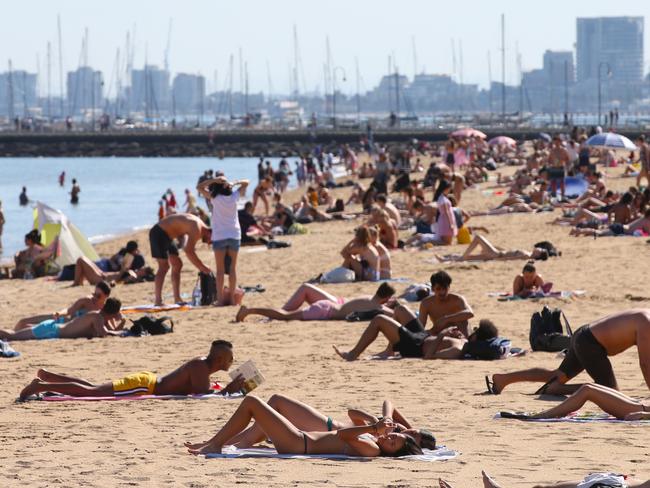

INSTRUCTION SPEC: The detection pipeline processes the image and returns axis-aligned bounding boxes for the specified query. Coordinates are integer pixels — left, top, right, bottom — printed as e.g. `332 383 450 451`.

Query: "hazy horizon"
3 0 649 97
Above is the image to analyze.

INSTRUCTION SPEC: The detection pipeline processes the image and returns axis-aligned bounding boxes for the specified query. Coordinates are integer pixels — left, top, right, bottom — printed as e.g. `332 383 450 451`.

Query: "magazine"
229 360 265 394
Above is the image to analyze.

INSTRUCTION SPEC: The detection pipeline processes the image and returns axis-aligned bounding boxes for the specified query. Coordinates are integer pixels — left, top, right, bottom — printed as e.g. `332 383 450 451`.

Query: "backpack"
200 272 217 306
129 315 174 336
462 337 512 360
529 306 572 352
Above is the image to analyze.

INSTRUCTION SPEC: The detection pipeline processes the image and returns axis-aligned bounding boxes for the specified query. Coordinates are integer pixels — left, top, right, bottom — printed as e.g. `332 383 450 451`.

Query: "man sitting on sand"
486 309 650 395
149 213 213 306
18 339 245 401
0 298 124 341
416 270 474 337
236 282 396 322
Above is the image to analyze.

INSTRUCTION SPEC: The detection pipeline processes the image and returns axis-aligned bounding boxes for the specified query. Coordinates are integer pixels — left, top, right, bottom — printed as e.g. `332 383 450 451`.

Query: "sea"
0 156 290 259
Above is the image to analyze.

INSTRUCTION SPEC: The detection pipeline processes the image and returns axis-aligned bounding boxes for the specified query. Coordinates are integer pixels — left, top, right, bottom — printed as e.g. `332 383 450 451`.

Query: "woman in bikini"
512 262 548 298
341 225 380 282
252 177 273 216
222 395 436 450
434 234 549 263
184 394 423 457
500 383 650 421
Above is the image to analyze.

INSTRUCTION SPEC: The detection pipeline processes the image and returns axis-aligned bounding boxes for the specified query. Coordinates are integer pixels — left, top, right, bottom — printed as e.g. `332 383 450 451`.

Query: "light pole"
598 61 612 126
332 66 346 129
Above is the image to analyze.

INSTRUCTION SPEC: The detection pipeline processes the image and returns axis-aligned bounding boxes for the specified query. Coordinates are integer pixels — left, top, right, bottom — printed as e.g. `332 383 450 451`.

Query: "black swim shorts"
558 325 617 387
404 317 425 333
149 224 179 260
609 223 625 236
394 327 428 358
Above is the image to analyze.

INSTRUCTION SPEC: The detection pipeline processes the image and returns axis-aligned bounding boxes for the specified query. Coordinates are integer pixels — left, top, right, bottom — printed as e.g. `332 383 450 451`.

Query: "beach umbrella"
585 132 637 151
450 128 487 139
538 132 552 142
488 136 516 147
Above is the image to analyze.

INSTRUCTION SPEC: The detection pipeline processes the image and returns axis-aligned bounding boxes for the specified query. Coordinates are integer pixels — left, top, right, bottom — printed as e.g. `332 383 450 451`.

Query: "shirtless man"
149 213 212 306
416 270 474 337
14 281 111 330
17 339 245 401
412 200 437 234
0 298 124 341
235 282 396 322
487 309 650 395
375 194 401 227
637 135 650 188
547 136 570 198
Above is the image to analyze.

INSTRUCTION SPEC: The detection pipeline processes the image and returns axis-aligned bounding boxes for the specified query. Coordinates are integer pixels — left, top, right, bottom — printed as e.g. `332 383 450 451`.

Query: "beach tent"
33 202 99 266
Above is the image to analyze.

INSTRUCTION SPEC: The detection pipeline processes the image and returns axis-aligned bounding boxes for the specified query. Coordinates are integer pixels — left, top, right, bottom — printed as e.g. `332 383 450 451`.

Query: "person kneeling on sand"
236 282 396 322
0 298 124 342
18 339 245 401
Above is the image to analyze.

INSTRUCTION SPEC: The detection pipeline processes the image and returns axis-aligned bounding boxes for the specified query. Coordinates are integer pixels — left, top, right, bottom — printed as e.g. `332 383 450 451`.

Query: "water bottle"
192 280 202 307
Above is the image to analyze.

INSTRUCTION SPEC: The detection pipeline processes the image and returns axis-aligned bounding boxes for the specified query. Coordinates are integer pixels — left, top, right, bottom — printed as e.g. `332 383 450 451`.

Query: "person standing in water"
70 179 81 204
59 171 66 187
19 187 29 206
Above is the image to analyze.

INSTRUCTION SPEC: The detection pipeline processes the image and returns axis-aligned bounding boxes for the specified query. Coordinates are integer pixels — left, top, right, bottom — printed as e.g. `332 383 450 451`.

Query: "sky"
2 0 648 97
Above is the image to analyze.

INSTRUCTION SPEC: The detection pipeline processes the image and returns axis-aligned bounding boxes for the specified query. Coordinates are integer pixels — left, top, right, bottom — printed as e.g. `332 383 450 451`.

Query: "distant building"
172 73 205 115
130 65 170 115
66 67 103 114
543 51 575 86
0 70 37 117
577 17 644 83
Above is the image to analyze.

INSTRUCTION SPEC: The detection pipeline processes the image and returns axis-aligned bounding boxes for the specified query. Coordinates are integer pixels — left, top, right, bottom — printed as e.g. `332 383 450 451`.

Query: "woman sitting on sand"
368 207 399 249
184 394 423 457
500 383 650 421
13 230 59 278
223 394 436 450
512 262 550 298
341 225 380 281
433 235 551 263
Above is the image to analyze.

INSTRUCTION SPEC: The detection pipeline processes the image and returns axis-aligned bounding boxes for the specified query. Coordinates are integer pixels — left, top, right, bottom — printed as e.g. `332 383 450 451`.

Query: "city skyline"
2 0 649 98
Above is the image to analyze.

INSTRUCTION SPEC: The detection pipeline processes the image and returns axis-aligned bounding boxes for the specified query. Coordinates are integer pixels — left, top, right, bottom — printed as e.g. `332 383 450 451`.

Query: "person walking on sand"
197 176 249 306
149 213 212 306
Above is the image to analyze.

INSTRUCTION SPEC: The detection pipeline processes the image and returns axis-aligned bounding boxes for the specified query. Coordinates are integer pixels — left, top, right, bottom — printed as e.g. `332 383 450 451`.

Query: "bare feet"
36 369 55 381
490 374 505 394
187 442 223 455
439 479 454 488
183 440 210 450
235 306 248 322
482 470 502 488
19 378 45 400
332 345 355 361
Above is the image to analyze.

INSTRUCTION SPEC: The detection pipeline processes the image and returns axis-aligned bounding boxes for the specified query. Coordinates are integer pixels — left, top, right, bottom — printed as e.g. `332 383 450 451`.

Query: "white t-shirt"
211 192 241 241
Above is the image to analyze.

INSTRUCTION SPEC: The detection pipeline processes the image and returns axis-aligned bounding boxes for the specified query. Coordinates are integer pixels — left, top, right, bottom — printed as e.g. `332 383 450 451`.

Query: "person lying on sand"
439 470 649 488
500 383 650 421
184 395 422 457
569 208 650 237
333 317 495 361
14 281 112 331
0 298 124 341
469 201 538 216
18 339 245 401
433 235 551 262
235 282 396 322
223 395 436 450
486 309 650 395
72 255 152 286
512 262 550 298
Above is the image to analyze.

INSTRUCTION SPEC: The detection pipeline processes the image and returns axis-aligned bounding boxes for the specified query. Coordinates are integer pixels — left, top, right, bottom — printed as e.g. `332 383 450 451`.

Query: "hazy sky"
3 0 648 96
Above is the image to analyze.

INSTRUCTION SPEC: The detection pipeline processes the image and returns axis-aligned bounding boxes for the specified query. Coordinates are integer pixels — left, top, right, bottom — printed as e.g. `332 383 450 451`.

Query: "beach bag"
320 267 355 284
529 306 572 352
462 337 511 360
200 272 217 306
129 315 174 336
457 226 471 244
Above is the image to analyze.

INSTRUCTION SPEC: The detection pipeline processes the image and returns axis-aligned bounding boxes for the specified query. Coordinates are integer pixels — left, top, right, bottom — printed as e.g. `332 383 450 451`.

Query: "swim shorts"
608 223 625 236
32 319 61 339
404 318 425 333
394 326 428 358
112 371 158 396
302 300 337 320
558 325 616 387
149 224 179 260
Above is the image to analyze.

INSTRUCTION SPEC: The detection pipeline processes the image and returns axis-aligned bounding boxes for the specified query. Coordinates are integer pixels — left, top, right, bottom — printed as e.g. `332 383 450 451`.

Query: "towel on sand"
204 446 458 461
495 412 650 423
31 392 242 402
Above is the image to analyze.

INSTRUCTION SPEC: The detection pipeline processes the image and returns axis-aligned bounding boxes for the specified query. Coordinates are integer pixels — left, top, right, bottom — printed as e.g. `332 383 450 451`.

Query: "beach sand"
0 161 648 487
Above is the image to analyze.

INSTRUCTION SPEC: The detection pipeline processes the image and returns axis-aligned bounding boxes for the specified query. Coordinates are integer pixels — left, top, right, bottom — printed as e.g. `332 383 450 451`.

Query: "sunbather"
224 395 436 450
439 470 649 488
72 255 151 286
14 281 112 330
235 282 396 322
184 394 423 457
434 234 550 262
0 298 124 341
341 225 380 281
512 262 548 298
569 208 650 237
17 339 244 401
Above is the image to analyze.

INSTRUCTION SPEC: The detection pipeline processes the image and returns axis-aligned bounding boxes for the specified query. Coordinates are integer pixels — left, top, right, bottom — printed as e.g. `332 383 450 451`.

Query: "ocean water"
0 157 288 259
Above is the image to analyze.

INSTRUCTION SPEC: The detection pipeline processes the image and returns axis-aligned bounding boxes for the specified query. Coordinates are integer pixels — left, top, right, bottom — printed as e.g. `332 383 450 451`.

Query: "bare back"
57 313 105 338
158 213 205 240
154 358 212 395
590 309 650 355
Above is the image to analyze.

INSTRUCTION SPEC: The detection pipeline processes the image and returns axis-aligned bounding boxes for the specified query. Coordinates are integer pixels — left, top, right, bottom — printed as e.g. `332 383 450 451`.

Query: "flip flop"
485 375 498 395
499 411 532 420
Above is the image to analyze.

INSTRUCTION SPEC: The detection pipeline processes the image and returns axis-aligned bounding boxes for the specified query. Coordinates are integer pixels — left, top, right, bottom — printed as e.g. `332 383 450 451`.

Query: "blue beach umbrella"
585 132 637 151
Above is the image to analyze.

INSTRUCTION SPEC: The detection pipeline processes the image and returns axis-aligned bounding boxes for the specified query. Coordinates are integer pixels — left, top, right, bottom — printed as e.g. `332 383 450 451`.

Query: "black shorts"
609 223 625 235
404 318 425 333
149 224 179 260
394 327 428 358
558 325 616 387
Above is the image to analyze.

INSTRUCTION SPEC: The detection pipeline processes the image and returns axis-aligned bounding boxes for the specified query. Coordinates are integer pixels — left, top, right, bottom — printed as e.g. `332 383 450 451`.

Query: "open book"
229 360 265 394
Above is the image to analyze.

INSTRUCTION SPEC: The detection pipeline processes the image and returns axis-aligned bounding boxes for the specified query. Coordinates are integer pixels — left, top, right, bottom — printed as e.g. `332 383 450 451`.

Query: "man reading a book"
18 339 245 401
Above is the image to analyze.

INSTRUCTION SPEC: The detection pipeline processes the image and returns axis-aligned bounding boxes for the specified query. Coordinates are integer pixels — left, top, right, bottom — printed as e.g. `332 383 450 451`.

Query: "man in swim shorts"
0 298 124 341
18 339 245 400
149 213 213 306
487 309 650 395
416 271 474 338
235 282 396 322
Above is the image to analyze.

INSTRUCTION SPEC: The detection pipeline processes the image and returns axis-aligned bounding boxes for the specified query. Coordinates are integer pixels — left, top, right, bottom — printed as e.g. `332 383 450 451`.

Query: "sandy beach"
1 160 648 487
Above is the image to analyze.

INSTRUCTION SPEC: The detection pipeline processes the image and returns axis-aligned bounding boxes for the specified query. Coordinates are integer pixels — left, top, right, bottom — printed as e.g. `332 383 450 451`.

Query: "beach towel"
34 392 243 402
365 349 525 360
204 446 458 461
122 303 192 314
494 412 650 424
488 290 586 301
0 340 20 358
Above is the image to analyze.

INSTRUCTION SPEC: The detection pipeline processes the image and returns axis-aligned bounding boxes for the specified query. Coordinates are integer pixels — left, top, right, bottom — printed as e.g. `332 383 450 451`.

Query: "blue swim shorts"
32 319 61 340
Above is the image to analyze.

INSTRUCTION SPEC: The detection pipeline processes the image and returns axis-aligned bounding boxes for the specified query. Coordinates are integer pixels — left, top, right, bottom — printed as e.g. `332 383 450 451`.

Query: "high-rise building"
66 67 103 114
130 65 170 115
576 17 644 83
171 73 205 115
543 51 575 86
0 70 37 117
